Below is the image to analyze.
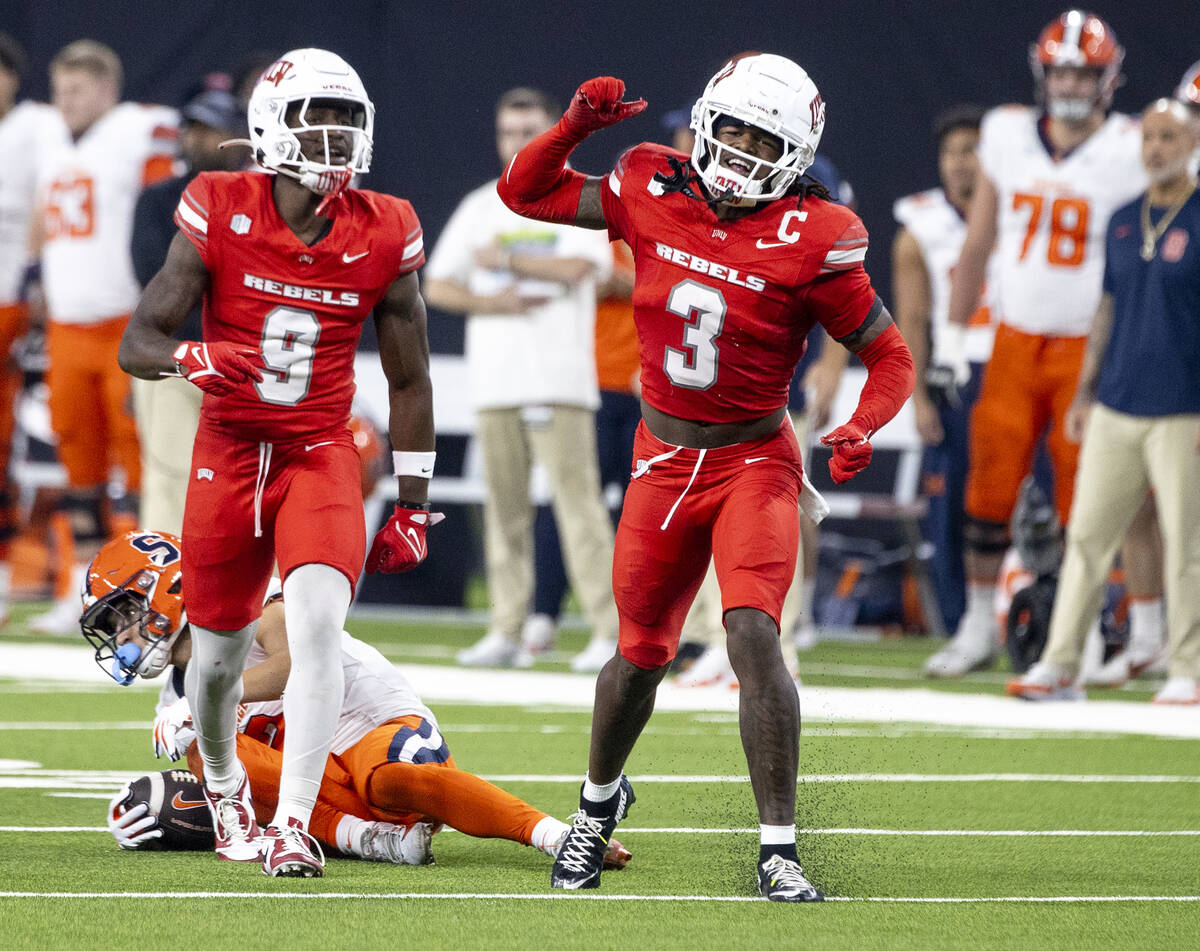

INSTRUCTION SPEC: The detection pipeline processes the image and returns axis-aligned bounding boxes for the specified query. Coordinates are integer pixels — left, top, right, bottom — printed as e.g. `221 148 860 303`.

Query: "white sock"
582 774 622 803
335 814 368 855
0 562 11 617
760 823 796 846
797 578 816 625
186 622 258 796
530 815 570 855
961 583 997 646
272 564 350 829
1129 598 1165 657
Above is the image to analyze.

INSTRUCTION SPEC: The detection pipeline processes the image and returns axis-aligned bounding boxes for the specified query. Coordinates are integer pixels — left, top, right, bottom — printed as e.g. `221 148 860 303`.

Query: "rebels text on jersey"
174 172 424 441
601 144 878 423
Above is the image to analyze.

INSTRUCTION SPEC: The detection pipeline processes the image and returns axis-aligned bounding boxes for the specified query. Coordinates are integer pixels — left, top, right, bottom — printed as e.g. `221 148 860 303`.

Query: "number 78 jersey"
981 106 1144 337
174 171 424 441
600 144 879 423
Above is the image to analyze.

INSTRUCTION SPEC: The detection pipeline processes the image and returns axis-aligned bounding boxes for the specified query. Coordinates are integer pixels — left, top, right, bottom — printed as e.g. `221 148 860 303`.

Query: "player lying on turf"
83 530 629 870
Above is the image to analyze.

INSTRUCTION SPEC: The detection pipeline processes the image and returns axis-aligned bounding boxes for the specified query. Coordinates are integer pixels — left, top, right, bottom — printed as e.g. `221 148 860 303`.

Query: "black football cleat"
550 776 635 890
758 854 824 902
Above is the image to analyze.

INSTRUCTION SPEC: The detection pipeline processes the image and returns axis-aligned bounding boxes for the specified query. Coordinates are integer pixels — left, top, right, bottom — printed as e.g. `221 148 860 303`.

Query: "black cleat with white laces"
550 776 635 890
758 854 824 902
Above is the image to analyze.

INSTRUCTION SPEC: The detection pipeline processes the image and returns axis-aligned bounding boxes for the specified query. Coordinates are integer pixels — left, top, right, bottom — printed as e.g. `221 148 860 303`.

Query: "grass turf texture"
0 608 1195 949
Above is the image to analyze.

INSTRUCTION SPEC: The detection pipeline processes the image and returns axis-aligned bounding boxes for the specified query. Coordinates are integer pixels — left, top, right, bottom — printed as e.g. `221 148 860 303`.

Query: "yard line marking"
0 722 151 731
478 773 1200 784
0 891 1198 904
7 826 1200 837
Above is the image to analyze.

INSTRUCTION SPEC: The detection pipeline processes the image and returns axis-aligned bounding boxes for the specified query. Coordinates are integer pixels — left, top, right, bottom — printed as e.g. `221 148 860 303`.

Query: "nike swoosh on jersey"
755 239 791 250
342 250 369 263
305 441 335 452
744 456 769 464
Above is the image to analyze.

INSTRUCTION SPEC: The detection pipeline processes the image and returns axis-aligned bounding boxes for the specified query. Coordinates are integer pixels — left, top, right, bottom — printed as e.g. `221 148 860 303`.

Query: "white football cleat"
457 630 531 668
1152 676 1200 705
1005 661 1085 701
27 597 84 636
922 627 997 678
570 637 618 673
675 644 738 688
357 820 435 865
520 613 558 654
202 771 262 862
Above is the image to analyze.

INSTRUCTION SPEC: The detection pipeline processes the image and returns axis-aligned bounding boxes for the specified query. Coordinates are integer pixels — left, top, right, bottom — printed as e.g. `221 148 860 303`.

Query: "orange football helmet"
80 531 187 685
349 413 385 499
1030 10 1124 120
1177 60 1200 110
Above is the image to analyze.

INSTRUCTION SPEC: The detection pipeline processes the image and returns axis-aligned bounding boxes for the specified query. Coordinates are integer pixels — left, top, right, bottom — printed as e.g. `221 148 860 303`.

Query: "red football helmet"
349 413 385 499
80 531 187 685
1176 60 1200 111
1029 10 1124 120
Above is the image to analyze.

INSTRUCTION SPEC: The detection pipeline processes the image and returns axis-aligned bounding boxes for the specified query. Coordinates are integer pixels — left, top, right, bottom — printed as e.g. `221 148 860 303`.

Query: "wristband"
397 499 433 512
393 450 435 478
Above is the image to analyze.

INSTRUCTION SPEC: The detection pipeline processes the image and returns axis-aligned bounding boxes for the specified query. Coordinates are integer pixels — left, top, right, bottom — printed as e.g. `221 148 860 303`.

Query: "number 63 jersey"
980 105 1144 337
600 144 879 424
174 171 424 441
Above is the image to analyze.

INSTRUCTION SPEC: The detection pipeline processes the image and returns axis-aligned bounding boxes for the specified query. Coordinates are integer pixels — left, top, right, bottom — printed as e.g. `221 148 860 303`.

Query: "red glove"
821 420 874 484
365 505 445 574
173 341 263 396
561 77 647 137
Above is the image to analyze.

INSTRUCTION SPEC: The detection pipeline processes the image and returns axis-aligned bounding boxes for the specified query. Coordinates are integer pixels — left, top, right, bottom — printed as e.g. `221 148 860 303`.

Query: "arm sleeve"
173 174 213 266
395 200 425 275
848 323 915 434
599 146 639 245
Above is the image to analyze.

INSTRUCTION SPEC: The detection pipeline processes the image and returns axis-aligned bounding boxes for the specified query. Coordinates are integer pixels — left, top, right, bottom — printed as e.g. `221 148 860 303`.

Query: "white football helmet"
1177 60 1200 111
690 52 824 203
247 48 374 194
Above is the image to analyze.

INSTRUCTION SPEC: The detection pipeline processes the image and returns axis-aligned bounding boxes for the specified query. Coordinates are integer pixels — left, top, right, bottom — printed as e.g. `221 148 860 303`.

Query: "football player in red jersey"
117 49 437 879
497 53 915 901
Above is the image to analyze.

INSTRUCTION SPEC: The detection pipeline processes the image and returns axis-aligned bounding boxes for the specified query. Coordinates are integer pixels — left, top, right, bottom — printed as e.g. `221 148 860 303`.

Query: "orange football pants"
46 316 141 490
190 716 547 851
965 324 1086 526
0 303 28 550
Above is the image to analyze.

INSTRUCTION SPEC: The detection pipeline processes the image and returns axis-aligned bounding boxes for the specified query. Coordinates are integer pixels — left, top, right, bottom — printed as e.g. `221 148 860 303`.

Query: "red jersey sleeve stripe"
175 196 208 237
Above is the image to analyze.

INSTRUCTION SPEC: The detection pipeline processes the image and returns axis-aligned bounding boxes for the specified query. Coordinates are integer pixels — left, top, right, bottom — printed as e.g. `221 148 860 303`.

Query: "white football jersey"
0 101 61 304
157 578 436 756
893 187 996 365
37 101 177 324
980 106 1144 337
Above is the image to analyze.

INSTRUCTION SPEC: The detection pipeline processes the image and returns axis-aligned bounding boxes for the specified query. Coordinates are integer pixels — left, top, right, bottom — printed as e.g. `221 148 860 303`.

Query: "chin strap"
302 168 353 217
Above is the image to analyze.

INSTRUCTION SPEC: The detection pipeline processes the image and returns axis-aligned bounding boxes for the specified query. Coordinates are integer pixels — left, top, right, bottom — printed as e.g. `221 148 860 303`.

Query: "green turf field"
2 606 1197 949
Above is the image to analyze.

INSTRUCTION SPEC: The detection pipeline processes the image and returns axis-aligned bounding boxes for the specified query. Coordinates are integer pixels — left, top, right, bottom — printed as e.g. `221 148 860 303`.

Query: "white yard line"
6 825 1200 837
3 643 1198 738
0 890 1196 904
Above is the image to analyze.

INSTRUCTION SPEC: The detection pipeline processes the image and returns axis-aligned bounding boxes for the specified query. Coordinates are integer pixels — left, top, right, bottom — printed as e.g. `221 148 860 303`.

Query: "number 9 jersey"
980 105 1143 337
599 143 879 424
174 171 424 441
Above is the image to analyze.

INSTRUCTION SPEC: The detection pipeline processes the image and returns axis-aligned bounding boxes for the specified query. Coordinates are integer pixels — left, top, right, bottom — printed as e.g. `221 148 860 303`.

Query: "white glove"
107 791 163 850
937 322 972 389
152 697 194 762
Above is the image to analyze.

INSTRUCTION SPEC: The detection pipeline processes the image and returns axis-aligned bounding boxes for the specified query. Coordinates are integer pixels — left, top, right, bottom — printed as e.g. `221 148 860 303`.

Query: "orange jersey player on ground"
118 48 438 879
85 531 629 870
926 10 1147 679
497 54 914 901
26 40 177 636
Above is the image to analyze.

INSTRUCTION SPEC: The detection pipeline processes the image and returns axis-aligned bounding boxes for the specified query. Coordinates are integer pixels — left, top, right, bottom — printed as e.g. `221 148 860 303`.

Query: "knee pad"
964 516 1010 556
63 489 105 545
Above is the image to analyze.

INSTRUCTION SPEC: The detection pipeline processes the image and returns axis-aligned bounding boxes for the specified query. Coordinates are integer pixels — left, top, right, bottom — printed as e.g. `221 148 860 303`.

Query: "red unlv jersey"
174 171 424 441
601 143 878 423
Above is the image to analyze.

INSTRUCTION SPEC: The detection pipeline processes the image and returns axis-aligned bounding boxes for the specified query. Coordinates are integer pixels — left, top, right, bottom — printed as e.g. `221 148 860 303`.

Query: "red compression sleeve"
849 324 916 433
496 120 589 223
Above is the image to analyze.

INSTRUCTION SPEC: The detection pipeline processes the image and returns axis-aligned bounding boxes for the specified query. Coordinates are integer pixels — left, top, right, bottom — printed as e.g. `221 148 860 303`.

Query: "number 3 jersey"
600 144 879 424
980 105 1144 337
174 171 424 441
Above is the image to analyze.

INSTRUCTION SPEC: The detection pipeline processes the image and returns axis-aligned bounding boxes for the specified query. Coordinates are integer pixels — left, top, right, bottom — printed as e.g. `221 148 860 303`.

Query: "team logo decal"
262 60 294 87
809 93 825 130
1163 228 1189 263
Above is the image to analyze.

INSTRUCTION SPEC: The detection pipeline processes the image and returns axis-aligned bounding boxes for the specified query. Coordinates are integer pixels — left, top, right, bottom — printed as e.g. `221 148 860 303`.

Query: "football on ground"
113 769 214 850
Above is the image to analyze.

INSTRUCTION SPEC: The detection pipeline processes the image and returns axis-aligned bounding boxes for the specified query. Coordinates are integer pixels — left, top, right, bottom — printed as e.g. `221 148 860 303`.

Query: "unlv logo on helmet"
809 93 826 131
262 60 294 87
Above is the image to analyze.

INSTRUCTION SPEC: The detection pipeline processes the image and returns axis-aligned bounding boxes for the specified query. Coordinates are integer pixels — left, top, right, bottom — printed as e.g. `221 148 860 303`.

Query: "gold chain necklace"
1140 181 1197 261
